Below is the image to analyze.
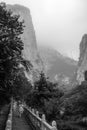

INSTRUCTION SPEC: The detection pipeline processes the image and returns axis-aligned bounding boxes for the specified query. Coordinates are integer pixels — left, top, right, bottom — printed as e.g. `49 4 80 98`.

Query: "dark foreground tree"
26 71 64 122
0 2 32 100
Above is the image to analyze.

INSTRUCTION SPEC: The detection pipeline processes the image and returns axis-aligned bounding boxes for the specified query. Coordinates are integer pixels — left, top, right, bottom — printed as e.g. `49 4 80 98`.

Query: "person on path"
13 101 17 111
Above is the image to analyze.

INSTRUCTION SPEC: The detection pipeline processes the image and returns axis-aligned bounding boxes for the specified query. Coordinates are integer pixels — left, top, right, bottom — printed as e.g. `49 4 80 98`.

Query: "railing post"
24 105 58 130
41 114 46 130
29 107 31 111
36 111 39 117
36 111 40 127
31 109 35 122
52 121 57 130
32 109 34 113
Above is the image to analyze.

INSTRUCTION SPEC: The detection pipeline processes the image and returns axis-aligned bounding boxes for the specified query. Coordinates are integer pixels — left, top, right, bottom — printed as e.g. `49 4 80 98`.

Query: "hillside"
38 46 77 80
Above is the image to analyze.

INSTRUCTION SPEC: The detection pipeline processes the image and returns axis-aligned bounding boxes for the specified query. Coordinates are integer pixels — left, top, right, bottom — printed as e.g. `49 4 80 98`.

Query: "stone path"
12 107 33 130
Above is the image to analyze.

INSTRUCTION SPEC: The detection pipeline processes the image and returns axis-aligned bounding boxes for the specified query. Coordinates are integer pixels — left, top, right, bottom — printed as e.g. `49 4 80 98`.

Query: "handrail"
24 105 58 130
5 99 13 130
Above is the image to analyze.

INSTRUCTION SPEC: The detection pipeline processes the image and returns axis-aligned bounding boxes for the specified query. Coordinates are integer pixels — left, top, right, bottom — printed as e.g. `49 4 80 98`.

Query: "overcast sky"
2 0 87 60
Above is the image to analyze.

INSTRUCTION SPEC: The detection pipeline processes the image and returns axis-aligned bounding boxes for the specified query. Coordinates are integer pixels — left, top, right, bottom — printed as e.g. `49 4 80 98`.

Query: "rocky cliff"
38 46 77 80
76 34 87 84
7 4 43 80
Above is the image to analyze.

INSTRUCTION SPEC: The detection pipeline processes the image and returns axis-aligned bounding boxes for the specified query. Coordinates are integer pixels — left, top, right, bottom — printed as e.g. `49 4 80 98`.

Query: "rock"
76 34 87 84
38 45 77 80
6 4 43 81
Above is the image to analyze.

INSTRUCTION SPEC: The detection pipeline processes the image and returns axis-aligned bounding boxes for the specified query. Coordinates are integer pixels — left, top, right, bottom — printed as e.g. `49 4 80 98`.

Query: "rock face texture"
76 34 87 84
38 46 77 80
7 4 43 80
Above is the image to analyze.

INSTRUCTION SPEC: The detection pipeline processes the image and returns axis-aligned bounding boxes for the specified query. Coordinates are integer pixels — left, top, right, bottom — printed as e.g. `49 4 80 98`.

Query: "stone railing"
24 105 57 130
5 101 13 130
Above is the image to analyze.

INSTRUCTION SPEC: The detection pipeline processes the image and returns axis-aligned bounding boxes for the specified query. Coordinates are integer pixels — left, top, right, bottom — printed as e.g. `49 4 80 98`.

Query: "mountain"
76 34 87 84
6 4 43 81
38 46 77 80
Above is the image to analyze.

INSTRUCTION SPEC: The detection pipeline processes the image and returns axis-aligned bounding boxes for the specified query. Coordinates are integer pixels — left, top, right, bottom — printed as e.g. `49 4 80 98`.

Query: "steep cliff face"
76 34 87 84
7 4 43 74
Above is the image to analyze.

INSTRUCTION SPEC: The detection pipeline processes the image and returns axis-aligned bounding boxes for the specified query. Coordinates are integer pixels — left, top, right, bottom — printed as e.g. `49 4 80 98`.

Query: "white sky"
1 0 87 60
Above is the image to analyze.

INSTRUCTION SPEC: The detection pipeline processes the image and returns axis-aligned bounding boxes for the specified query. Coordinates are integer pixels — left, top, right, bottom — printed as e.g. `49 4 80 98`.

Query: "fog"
3 0 87 60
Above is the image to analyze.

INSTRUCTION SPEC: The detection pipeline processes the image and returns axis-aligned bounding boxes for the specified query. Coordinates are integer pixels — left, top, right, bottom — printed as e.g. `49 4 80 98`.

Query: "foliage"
0 2 32 102
26 71 64 121
0 2 23 90
59 81 87 122
0 89 10 106
12 68 32 101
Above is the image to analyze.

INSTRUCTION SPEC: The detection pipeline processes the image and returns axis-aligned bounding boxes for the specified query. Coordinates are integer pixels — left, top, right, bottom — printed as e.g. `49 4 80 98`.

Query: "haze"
2 0 87 60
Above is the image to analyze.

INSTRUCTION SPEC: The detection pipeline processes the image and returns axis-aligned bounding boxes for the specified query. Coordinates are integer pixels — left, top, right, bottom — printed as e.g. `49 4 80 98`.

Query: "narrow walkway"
12 108 32 130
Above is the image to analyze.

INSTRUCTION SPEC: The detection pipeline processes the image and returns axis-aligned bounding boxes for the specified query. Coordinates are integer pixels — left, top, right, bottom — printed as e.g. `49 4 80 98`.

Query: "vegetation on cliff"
0 2 32 104
26 71 64 122
0 2 87 130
